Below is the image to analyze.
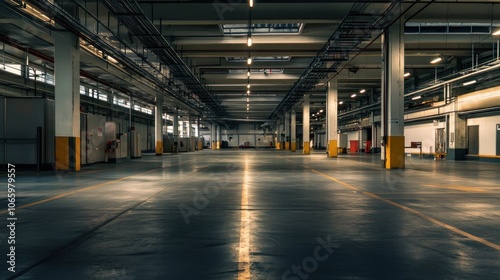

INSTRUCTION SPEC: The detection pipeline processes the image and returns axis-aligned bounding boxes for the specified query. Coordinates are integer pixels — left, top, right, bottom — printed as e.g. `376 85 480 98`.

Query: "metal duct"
457 85 500 112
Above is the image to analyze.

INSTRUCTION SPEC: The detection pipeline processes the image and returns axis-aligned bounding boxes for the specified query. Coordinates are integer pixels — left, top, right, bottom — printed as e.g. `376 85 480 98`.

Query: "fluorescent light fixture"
462 80 477 86
247 57 252 65
247 36 253 47
339 101 344 105
412 96 422 100
247 70 251 77
107 55 118 64
351 94 357 98
404 72 411 77
430 57 442 64
249 0 254 8
247 90 250 95
247 108 250 111
247 84 251 89
247 103 250 107
320 109 324 113
223 24 302 35
493 29 500 36
247 98 250 102
359 89 366 94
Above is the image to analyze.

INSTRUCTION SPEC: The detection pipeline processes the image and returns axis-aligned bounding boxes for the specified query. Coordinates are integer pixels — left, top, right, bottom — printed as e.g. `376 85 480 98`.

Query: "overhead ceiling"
0 0 500 126
142 0 500 121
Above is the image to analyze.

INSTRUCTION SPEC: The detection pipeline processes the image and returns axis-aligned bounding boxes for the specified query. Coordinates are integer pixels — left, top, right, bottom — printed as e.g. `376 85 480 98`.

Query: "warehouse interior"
1 0 500 279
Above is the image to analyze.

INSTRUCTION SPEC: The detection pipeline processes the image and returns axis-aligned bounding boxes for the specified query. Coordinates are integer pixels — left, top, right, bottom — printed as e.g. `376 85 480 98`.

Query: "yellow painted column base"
386 136 405 169
155 141 163 156
291 142 297 152
285 142 290 151
198 141 203 151
55 136 81 171
217 141 221 150
303 142 310 155
211 142 216 150
328 140 338 158
276 143 281 150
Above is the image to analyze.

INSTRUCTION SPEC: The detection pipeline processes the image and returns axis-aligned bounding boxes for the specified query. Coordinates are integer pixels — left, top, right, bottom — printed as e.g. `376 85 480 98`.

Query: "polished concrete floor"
2 150 500 280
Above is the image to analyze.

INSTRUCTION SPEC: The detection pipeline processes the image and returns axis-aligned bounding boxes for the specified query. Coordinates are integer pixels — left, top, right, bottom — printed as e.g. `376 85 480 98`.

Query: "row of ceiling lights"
245 0 254 118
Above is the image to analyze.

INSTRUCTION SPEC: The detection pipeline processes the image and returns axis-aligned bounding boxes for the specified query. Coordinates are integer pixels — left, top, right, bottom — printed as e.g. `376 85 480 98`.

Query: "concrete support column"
211 123 216 150
327 80 338 158
216 125 222 150
447 103 467 160
371 111 378 153
187 113 192 152
22 52 30 95
303 101 310 155
275 119 281 150
285 112 291 150
154 95 163 156
187 113 192 139
197 116 203 151
381 17 405 169
291 110 297 152
173 110 179 144
54 30 80 171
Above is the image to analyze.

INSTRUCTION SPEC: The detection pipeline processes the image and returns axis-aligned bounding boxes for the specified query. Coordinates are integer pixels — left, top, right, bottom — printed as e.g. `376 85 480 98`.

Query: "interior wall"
467 115 500 156
404 121 445 155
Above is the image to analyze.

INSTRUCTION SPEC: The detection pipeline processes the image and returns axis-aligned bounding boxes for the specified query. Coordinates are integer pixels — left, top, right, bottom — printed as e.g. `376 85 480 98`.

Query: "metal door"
435 128 446 154
467 125 479 155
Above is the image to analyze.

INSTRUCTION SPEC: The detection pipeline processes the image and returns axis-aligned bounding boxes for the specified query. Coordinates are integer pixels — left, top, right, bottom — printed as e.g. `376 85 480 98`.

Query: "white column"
291 110 297 152
285 112 291 150
303 100 310 155
381 17 405 169
217 125 222 149
54 30 80 171
327 80 338 158
154 95 163 155
275 119 281 149
173 110 179 142
211 123 216 150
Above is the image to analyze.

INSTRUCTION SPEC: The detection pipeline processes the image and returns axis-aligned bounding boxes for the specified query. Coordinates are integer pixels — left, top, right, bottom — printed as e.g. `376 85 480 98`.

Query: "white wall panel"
467 115 500 156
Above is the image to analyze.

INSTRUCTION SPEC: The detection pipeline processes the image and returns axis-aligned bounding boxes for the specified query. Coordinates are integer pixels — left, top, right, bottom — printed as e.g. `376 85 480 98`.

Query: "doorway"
467 125 479 155
435 128 446 154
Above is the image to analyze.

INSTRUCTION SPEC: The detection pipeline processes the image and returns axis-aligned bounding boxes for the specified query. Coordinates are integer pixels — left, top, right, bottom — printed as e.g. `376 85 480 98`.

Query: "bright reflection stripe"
0 168 160 215
0 159 197 214
308 168 500 251
237 156 251 280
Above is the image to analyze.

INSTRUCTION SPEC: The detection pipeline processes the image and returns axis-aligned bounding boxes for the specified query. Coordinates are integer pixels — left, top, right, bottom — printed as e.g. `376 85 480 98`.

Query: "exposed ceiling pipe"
19 0 203 114
270 1 407 120
100 0 227 118
404 61 500 98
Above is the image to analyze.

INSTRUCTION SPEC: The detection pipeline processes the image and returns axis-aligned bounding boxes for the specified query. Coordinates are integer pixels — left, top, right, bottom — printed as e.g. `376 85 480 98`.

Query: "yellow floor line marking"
237 156 251 280
309 168 500 251
422 184 486 193
0 168 160 215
